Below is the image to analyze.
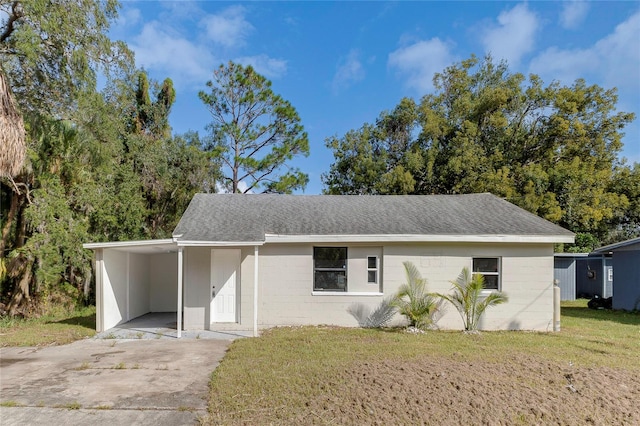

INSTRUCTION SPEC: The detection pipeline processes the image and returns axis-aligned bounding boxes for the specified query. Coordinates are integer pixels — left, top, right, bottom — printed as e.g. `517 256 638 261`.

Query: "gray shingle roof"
172 193 573 243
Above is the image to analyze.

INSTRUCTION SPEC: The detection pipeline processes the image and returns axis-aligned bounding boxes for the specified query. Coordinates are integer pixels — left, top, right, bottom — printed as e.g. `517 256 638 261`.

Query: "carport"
83 239 183 336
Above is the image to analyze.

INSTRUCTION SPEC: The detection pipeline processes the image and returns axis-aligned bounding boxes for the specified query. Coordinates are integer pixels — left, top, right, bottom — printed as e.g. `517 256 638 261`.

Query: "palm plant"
347 297 396 328
392 261 440 329
436 267 508 332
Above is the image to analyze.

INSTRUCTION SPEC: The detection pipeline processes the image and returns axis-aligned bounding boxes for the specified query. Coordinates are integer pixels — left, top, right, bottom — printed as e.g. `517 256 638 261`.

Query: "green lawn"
206 300 640 424
0 306 96 347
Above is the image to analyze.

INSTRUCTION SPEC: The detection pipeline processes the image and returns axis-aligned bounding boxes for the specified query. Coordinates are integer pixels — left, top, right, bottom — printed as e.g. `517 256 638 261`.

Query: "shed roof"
591 237 640 254
172 193 574 245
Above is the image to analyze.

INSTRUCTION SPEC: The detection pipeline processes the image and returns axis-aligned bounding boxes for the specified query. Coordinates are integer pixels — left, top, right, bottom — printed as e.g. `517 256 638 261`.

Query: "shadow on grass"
50 312 96 329
561 306 640 326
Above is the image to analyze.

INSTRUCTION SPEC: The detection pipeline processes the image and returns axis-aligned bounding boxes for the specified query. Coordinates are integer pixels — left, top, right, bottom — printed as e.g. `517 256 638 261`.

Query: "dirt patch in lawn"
298 353 639 425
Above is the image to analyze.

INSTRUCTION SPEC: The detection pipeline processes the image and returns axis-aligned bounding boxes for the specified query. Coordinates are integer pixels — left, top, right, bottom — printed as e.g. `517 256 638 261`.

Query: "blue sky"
111 1 640 194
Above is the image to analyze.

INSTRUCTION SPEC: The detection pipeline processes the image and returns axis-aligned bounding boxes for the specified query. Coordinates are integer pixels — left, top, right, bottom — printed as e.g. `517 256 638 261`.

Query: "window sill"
311 291 384 296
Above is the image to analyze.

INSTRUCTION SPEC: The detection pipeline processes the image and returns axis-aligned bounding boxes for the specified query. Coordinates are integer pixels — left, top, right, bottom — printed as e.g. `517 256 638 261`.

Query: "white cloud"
560 1 590 29
481 4 539 67
235 55 287 79
114 6 142 29
388 38 455 93
332 50 365 94
130 22 214 87
530 11 640 94
200 5 254 49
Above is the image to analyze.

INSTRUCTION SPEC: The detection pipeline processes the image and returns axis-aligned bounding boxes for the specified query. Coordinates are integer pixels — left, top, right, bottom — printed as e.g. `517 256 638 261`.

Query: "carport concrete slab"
0 339 233 424
95 312 254 340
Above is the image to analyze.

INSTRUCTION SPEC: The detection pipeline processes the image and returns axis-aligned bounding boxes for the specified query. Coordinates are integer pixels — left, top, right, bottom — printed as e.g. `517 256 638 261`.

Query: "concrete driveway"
0 338 233 425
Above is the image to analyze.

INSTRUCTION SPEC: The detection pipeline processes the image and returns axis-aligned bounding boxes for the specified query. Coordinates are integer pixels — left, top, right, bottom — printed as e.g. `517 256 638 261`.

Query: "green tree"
392 262 441 329
0 0 131 116
323 98 419 195
0 0 133 315
604 163 640 242
436 267 508 332
324 55 636 247
199 61 310 193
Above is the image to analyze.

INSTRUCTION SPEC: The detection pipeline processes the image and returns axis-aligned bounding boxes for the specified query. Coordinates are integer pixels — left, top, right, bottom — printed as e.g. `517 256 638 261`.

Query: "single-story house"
591 237 640 311
83 193 574 336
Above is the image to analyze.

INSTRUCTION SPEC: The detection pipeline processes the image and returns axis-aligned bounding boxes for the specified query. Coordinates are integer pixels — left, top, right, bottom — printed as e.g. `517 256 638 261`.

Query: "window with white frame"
314 247 347 291
367 256 378 284
472 257 500 290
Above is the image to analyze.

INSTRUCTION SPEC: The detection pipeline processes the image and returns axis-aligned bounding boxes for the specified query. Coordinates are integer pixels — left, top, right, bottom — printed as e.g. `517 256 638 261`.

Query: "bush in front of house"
391 261 442 330
347 297 396 328
435 267 508 332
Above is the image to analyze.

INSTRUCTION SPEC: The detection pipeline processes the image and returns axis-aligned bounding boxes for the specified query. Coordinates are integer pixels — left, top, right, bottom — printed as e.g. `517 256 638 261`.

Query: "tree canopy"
199 61 310 193
323 55 638 250
0 3 213 316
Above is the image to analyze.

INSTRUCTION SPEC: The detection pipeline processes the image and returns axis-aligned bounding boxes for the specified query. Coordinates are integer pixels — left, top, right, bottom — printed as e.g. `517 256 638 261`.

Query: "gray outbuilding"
592 237 640 311
553 253 613 301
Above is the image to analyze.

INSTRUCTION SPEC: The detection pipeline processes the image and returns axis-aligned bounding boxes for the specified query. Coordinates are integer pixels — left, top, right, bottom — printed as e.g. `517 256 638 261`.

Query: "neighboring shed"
553 253 588 301
575 255 613 299
592 237 640 311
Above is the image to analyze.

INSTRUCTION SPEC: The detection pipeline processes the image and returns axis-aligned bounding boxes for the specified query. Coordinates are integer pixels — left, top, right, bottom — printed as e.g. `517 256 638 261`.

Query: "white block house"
84 193 574 336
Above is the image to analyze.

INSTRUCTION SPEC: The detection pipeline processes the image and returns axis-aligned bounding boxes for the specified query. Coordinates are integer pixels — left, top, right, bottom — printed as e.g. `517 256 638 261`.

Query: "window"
367 256 378 284
472 258 500 290
314 247 347 291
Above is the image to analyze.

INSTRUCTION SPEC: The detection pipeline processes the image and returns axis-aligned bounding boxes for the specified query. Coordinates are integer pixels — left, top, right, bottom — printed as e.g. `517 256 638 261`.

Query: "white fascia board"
83 239 175 250
264 234 574 244
175 240 265 247
311 291 384 296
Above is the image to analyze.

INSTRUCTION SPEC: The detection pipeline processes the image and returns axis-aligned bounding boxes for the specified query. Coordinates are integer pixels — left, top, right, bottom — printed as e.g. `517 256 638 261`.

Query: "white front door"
211 249 240 323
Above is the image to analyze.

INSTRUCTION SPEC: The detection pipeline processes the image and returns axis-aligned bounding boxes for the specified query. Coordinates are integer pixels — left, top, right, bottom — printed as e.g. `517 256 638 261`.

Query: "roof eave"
264 234 574 244
83 239 176 250
591 237 640 254
175 240 265 247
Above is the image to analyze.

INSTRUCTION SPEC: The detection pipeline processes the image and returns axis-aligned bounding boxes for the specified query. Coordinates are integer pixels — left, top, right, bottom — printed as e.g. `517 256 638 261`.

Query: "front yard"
206 301 640 425
0 306 96 347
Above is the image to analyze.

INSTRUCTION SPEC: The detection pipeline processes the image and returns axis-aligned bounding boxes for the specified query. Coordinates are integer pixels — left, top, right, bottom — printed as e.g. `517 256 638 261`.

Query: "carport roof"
172 193 574 244
83 239 177 254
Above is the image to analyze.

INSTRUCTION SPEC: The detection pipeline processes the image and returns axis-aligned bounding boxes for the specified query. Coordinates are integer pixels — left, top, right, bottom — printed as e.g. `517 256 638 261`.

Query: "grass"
207 300 640 422
0 306 96 347
55 402 81 410
0 401 23 407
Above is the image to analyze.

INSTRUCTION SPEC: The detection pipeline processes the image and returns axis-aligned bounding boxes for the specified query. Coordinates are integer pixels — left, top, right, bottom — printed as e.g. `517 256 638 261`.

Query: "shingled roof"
172 193 574 244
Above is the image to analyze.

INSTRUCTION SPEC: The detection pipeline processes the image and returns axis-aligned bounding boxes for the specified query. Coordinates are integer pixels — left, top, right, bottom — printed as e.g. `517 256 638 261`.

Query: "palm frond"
347 297 396 328
435 267 509 331
392 262 441 329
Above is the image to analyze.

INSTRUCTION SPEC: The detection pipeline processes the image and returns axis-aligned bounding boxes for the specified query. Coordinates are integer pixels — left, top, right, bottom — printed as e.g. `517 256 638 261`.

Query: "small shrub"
347 297 396 328
436 267 508 332
392 262 441 329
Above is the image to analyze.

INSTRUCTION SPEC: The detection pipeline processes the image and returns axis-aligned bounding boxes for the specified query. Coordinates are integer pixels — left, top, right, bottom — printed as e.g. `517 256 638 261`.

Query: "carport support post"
177 247 183 338
254 245 259 337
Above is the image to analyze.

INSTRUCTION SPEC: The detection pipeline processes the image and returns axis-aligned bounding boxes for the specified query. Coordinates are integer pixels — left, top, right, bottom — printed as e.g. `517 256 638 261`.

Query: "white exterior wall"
102 250 128 330
183 246 256 330
128 253 150 319
149 253 177 312
183 247 210 330
180 242 555 332
382 243 555 331
257 244 385 328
